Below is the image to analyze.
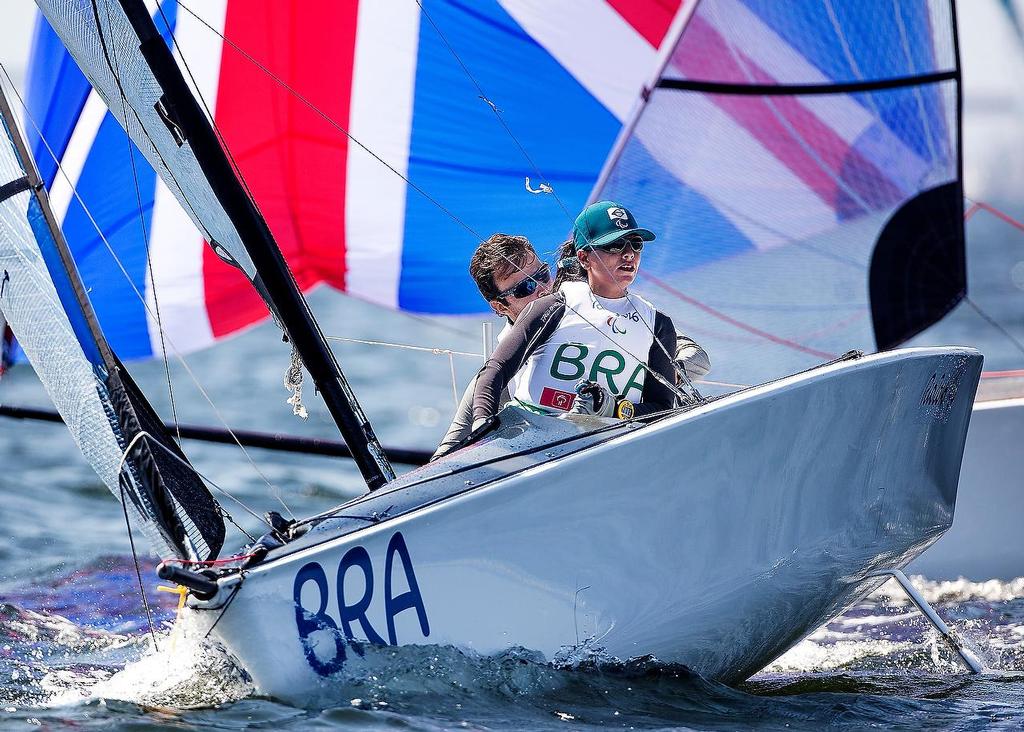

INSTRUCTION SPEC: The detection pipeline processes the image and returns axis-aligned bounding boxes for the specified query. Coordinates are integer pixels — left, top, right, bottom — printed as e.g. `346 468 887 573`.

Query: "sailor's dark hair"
470 233 536 301
554 239 586 291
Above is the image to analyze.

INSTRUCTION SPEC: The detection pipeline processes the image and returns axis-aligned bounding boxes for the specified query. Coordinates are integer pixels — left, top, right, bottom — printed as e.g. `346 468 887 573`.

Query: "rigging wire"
119 481 160 651
965 296 1024 363
169 0 682 398
325 335 481 359
412 0 574 222
448 350 459 409
0 62 285 524
99 0 183 445
202 583 241 640
965 197 1024 232
327 335 482 407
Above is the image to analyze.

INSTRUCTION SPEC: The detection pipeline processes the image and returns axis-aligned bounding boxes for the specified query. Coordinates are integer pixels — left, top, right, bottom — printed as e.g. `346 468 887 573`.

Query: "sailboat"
6 0 1018 582
0 0 983 702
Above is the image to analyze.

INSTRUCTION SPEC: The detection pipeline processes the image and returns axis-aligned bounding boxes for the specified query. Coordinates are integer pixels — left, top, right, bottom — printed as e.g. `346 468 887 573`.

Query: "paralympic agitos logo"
606 315 627 334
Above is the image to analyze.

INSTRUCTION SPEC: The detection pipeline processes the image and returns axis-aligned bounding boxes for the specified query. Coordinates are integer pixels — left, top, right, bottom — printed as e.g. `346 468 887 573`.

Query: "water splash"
2 558 1024 728
873 576 1024 604
90 615 253 709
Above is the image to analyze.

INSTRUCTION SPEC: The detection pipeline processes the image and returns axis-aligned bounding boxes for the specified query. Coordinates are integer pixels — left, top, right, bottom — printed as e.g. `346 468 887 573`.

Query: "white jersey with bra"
511 281 656 410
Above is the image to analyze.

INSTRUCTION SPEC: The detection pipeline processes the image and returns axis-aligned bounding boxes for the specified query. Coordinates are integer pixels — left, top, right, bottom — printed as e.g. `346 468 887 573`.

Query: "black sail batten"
656 70 958 97
0 176 31 203
114 0 394 490
0 84 223 561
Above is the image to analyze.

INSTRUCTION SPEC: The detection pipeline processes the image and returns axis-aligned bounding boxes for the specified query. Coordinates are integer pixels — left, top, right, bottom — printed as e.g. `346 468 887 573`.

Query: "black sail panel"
869 183 966 351
108 357 225 560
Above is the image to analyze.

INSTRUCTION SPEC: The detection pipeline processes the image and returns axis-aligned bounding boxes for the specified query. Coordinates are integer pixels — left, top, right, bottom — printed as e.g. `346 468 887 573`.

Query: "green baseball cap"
572 200 656 250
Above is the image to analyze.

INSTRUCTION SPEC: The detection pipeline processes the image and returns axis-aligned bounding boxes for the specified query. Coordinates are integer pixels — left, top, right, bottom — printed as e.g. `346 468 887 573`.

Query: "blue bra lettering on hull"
293 531 429 676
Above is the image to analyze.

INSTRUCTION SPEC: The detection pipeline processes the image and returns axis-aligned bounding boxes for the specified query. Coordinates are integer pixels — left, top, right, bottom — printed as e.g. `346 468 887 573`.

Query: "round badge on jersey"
615 399 635 420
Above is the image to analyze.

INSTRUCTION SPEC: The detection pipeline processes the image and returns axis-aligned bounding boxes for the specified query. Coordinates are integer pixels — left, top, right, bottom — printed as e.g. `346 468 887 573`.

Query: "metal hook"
525 177 553 195
478 95 502 113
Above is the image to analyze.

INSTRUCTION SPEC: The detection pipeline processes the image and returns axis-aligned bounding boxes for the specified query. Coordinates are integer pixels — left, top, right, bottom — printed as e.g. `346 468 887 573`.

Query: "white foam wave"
86 614 253 709
870 576 1024 604
764 638 911 674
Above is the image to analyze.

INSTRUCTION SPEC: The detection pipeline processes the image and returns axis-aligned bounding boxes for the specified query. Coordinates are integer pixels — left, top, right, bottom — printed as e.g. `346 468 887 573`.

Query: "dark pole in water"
0 404 431 466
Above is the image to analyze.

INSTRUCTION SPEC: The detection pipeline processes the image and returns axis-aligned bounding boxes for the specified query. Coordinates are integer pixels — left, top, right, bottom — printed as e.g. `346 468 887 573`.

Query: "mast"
588 0 703 203
115 0 394 490
0 81 113 368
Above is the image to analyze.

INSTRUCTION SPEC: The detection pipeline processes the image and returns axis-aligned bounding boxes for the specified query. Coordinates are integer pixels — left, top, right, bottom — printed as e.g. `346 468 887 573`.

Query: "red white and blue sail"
21 0 683 361
599 0 965 386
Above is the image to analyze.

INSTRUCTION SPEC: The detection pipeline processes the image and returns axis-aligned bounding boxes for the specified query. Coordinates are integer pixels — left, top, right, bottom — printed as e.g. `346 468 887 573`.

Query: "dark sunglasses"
496 263 551 300
593 236 645 254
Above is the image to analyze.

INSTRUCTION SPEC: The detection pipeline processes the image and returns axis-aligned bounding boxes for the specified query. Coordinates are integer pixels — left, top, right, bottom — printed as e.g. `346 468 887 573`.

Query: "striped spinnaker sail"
34 0 410 488
20 0 687 364
598 0 965 387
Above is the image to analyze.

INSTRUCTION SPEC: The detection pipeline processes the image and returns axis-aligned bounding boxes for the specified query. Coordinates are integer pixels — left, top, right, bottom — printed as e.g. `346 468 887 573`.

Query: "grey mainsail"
0 82 223 561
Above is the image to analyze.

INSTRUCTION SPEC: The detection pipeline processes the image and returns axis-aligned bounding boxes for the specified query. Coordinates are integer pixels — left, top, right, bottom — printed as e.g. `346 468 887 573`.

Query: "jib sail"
597 0 965 388
35 0 393 489
0 83 224 561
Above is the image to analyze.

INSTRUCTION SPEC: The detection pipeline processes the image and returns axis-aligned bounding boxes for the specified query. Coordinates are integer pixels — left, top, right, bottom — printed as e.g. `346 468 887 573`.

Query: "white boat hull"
907 395 1024 580
192 348 981 703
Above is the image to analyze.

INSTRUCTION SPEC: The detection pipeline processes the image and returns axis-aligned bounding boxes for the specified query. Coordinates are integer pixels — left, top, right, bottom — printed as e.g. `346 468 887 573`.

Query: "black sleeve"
634 311 678 416
431 376 477 460
473 295 565 421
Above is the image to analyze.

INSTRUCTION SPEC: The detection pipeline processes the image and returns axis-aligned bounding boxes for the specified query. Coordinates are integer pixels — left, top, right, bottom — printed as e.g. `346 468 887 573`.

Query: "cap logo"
607 206 629 229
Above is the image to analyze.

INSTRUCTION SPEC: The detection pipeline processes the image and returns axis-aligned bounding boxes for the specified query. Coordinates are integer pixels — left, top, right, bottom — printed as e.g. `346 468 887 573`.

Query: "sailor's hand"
472 417 489 432
570 380 616 417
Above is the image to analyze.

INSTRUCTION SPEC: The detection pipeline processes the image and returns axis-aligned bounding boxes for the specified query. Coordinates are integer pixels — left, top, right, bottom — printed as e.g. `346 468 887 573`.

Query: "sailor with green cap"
473 201 681 424
572 200 656 250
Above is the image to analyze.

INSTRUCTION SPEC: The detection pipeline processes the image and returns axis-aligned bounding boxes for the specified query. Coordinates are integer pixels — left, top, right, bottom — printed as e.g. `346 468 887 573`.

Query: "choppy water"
2 563 1024 730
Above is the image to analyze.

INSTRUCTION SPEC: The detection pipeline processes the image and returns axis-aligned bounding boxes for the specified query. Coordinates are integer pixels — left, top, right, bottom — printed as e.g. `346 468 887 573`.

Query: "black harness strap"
518 296 567 371
0 176 30 204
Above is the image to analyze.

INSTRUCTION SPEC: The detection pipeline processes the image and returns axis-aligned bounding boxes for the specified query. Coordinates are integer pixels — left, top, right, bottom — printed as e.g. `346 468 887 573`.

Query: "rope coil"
284 343 308 420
